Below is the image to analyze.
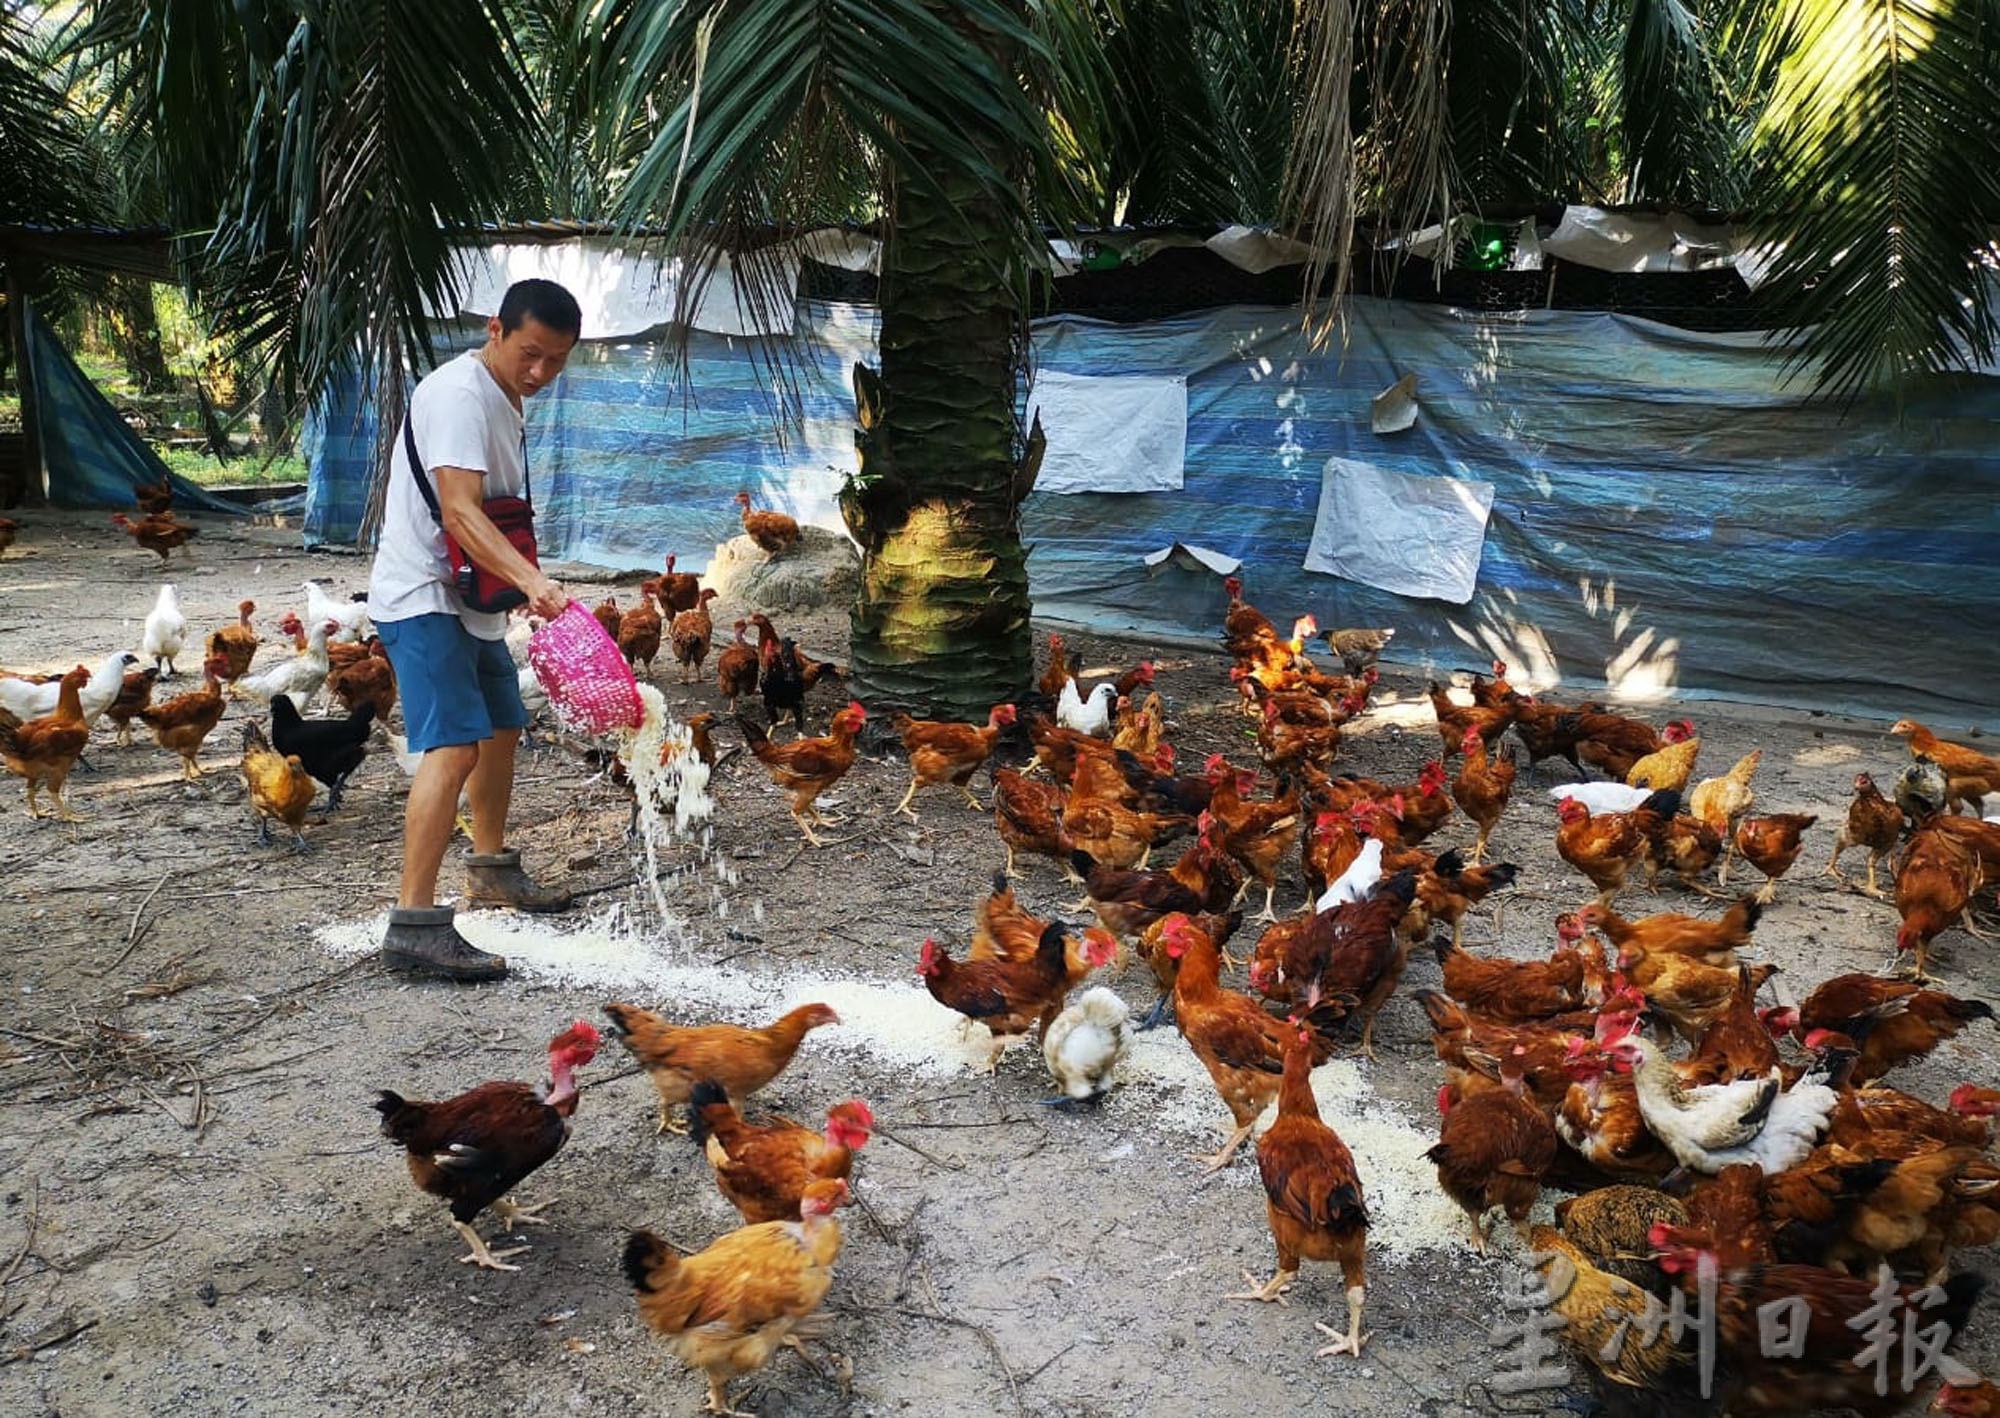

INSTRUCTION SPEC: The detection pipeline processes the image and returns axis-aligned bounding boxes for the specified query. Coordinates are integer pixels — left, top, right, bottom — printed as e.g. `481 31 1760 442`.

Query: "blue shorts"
376 613 528 753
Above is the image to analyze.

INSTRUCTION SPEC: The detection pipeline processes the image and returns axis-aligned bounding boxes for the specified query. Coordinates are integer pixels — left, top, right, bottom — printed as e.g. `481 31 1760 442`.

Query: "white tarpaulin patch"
1304 456 1494 604
1026 371 1187 494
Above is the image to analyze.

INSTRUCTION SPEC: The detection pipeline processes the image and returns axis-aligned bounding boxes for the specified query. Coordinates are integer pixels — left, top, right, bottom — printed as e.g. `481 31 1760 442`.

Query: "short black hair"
497 278 582 339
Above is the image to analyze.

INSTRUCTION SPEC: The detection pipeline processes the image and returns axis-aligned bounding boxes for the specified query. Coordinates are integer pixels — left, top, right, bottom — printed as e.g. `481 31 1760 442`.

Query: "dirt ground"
0 507 1994 1418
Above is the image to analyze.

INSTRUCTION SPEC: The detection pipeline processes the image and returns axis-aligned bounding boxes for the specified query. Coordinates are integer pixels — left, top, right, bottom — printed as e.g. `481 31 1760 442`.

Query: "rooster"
374 1021 601 1270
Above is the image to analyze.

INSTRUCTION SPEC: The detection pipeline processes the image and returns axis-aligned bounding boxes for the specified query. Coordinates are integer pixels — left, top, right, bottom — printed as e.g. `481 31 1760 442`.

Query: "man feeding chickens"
366 279 580 981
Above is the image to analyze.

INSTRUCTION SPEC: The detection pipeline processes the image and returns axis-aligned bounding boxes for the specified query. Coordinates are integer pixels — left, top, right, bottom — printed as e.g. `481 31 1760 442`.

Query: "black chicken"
758 637 808 736
270 696 374 811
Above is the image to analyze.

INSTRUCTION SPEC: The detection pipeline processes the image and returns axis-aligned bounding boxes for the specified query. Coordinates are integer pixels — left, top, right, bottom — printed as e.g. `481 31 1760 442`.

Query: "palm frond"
0 7 100 225
1619 0 1746 205
1750 0 2000 398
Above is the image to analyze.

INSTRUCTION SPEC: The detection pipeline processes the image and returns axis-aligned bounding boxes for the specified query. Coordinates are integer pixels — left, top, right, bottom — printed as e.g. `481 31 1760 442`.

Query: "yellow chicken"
1625 719 1700 792
624 1178 851 1416
239 720 316 850
1687 748 1762 885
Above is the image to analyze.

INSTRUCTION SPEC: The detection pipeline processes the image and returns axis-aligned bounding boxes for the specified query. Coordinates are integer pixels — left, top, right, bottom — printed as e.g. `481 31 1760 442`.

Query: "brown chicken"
1731 812 1817 904
641 552 702 614
135 654 229 778
1426 679 1517 758
1228 1022 1372 1361
1037 631 1073 701
1645 812 1726 895
625 1177 850 1418
1168 912 1337 1172
670 587 719 683
1621 950 1775 1047
1625 718 1700 791
1509 695 1592 777
1677 966 1787 1087
1450 725 1515 864
1936 1381 2000 1418
737 701 866 845
714 621 760 713
692 1083 874 1224
206 599 260 692
1323 625 1393 677
1556 788 1681 905
132 472 174 516
1388 761 1455 845
1570 709 1664 781
603 1001 840 1134
1412 851 1520 949
1204 758 1303 921
1794 974 1993 1084
991 766 1070 876
1892 719 2000 815
1825 771 1905 898
969 871 1117 988
1531 1224 1713 1416
1110 692 1164 758
111 510 197 562
1580 895 1762 967
374 1020 601 1270
239 720 316 849
1301 808 1364 900
1426 1046 1557 1250
1222 575 1282 661
1060 790 1190 874
1895 824 1982 978
1255 696 1347 771
102 665 161 747
917 926 1071 1071
0 664 91 820
592 594 623 639
1433 914 1586 1022
617 590 664 673
1555 1037 1679 1182
1423 988 1644 1113
735 490 800 555
893 703 1016 817
326 637 397 722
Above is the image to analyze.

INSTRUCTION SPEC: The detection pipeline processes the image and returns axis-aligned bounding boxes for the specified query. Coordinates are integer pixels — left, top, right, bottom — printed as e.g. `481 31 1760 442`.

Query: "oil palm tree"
584 0 1114 716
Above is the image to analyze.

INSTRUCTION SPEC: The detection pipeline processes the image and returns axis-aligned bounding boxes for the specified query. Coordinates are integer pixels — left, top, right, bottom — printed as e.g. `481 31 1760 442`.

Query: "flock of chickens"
353 569 2000 1416
10 489 2000 1415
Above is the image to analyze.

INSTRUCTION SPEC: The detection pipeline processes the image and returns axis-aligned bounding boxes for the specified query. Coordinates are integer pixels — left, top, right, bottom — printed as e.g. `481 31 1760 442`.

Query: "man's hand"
526 574 570 621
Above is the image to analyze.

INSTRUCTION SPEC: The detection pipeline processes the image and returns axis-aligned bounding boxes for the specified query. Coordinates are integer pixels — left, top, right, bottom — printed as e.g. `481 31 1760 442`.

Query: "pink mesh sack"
527 603 643 734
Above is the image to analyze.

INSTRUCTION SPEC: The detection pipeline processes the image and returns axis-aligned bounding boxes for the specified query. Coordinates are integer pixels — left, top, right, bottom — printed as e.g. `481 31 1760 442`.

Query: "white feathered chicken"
302 580 371 644
237 618 334 711
142 584 187 677
1547 781 1653 815
1608 1033 1838 1176
1041 986 1130 1109
1057 680 1118 738
0 651 137 726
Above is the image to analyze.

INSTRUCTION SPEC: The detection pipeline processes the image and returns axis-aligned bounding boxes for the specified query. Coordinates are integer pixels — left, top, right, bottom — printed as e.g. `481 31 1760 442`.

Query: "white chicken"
237 618 334 711
1609 1034 1837 1176
1057 680 1117 738
0 651 137 727
1040 986 1130 1108
302 579 371 644
1314 836 1384 912
141 584 187 677
1547 781 1653 815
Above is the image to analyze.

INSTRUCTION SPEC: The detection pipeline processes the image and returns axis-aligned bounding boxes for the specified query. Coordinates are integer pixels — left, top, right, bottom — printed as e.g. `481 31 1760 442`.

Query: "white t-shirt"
366 351 527 642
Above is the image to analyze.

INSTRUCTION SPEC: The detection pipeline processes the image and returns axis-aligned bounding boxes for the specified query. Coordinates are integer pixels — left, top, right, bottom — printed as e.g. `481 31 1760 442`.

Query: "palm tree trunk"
840 154 1039 721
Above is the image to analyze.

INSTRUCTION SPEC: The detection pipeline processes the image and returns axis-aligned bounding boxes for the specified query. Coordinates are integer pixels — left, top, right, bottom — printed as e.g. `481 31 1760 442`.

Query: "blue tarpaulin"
26 303 244 517
304 296 2000 723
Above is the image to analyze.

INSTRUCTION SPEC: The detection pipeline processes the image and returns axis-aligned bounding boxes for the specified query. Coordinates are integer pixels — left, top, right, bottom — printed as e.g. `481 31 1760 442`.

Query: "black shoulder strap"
400 413 532 527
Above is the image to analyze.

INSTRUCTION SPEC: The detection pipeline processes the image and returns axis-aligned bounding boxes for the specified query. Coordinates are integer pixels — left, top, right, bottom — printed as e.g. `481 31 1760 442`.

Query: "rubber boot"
379 905 507 981
463 846 574 913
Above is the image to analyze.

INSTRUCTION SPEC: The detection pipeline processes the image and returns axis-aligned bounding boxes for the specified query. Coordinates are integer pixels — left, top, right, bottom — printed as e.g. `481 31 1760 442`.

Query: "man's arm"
435 466 569 619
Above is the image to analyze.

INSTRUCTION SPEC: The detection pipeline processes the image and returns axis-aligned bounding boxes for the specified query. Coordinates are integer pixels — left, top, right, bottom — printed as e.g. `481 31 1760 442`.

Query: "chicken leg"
1227 1267 1296 1304
1191 1120 1255 1173
451 1219 528 1271
701 1372 756 1418
893 777 923 819
1313 1283 1370 1359
45 779 86 823
956 784 984 811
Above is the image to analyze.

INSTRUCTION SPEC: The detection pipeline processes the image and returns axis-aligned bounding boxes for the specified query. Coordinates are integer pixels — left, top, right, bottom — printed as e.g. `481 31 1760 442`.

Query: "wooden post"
4 262 45 506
